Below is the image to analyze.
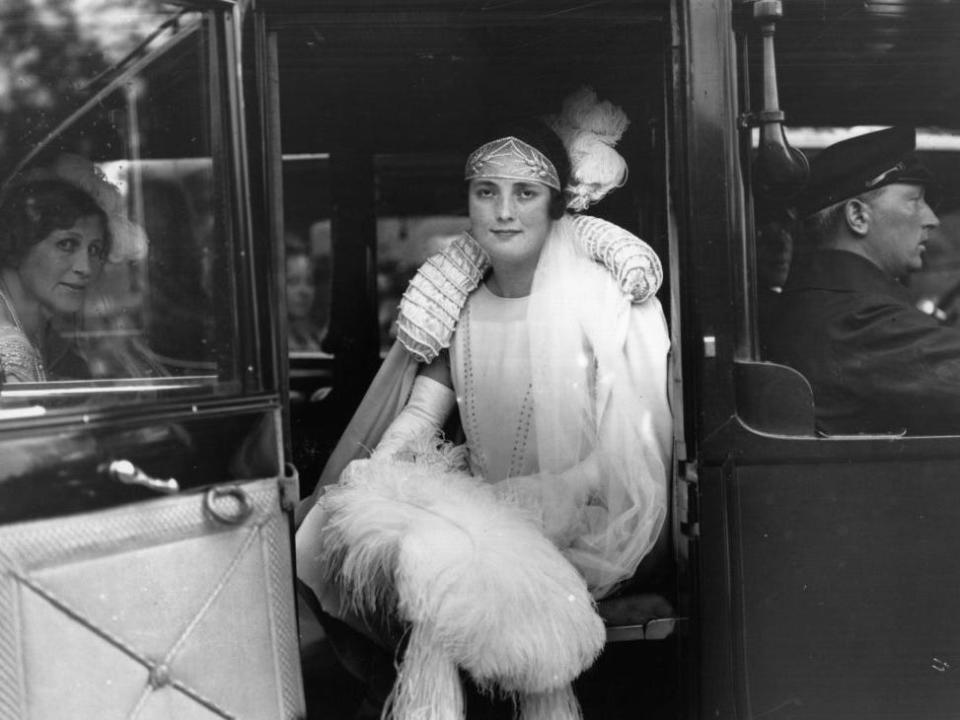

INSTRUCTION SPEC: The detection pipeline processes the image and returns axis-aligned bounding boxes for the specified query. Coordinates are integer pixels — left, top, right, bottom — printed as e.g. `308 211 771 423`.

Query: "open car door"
0 1 304 717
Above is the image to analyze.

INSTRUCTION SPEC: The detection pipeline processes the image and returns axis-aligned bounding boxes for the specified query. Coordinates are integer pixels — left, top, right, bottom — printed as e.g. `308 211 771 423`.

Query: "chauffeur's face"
862 183 939 279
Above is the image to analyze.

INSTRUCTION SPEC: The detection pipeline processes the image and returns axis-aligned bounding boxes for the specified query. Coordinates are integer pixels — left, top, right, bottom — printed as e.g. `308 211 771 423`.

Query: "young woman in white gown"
296 90 673 719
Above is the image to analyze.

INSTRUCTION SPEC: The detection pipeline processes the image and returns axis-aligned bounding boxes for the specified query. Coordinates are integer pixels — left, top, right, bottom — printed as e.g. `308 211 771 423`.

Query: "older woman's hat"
798 127 937 216
11 154 148 262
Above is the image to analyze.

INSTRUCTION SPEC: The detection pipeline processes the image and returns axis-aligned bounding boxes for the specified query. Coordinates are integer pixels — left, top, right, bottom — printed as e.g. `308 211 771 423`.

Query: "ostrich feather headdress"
546 86 631 212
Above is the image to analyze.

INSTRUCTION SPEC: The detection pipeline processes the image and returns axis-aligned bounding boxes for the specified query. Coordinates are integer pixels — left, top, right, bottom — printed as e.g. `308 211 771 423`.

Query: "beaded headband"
464 136 561 191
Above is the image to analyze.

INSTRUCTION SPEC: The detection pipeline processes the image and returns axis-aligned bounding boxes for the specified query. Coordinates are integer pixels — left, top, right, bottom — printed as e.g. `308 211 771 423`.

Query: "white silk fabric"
450 285 539 483
521 215 672 598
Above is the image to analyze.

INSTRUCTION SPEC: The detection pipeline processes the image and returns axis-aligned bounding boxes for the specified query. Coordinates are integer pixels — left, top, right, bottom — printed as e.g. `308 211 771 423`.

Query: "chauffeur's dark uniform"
767 249 960 436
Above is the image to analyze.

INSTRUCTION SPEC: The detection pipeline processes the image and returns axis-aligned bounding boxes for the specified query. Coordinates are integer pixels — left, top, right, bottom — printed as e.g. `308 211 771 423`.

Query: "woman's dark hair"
285 233 312 261
471 118 572 219
0 179 110 266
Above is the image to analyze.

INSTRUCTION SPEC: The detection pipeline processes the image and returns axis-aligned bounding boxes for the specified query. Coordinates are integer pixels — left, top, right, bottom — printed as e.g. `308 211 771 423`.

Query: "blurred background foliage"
0 0 164 178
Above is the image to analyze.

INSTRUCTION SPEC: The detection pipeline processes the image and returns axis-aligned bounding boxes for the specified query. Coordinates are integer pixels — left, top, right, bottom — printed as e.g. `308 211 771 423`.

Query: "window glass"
283 155 332 360
280 153 468 387
0 2 241 414
374 154 468 354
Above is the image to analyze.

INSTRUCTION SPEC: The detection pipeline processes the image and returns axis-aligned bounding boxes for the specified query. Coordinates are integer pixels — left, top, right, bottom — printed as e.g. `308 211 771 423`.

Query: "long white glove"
372 374 456 461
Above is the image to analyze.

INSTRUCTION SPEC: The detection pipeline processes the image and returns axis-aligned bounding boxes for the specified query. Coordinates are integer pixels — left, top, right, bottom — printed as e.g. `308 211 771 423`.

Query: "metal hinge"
678 459 700 539
279 462 301 513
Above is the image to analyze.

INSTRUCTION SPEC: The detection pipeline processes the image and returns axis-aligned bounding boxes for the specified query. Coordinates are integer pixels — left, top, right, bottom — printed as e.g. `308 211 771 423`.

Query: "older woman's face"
18 214 106 316
468 178 552 269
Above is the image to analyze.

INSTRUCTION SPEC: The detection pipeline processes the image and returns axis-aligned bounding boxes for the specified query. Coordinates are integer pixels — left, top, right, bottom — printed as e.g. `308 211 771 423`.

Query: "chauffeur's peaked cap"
799 126 936 215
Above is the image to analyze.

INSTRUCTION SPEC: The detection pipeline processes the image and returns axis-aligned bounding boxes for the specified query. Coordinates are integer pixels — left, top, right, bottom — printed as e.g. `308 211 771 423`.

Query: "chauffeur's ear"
844 198 871 237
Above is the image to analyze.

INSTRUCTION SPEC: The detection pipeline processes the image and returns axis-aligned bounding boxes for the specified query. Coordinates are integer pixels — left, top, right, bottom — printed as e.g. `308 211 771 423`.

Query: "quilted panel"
167 529 281 719
0 479 305 720
30 528 253 657
135 687 227 720
20 589 149 720
261 508 303 716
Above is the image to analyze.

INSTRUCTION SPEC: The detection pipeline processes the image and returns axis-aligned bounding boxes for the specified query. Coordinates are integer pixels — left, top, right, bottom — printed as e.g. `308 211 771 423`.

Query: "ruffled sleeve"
396 217 664 364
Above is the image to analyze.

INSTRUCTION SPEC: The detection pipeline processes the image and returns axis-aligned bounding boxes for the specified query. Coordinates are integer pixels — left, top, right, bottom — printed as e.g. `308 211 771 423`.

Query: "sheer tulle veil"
529 214 671 597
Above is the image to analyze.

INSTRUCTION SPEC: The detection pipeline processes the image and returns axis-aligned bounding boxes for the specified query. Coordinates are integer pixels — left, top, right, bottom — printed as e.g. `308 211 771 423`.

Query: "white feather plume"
520 686 584 720
555 86 630 146
546 86 632 211
314 454 605 717
385 622 464 720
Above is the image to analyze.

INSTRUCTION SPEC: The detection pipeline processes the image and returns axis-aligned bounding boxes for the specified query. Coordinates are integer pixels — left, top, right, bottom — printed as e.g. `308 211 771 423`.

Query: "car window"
0 2 244 415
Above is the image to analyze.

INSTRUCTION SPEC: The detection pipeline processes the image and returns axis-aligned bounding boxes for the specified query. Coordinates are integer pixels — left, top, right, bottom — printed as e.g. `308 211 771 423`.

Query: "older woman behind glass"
0 179 109 383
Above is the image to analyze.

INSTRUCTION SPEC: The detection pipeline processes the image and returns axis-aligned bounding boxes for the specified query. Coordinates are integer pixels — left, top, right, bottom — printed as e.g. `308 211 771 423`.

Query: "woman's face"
18 214 106 316
286 254 316 320
468 178 553 269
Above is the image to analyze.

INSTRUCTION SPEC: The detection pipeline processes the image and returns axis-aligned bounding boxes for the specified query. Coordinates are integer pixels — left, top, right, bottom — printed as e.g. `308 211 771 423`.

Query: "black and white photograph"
0 0 959 718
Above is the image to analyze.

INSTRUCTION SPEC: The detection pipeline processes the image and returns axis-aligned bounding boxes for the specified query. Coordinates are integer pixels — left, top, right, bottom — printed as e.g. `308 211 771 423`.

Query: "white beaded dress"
450 283 540 483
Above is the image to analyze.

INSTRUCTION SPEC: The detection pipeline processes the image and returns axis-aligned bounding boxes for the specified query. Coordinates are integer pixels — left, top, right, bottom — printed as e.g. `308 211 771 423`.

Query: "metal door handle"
103 460 180 494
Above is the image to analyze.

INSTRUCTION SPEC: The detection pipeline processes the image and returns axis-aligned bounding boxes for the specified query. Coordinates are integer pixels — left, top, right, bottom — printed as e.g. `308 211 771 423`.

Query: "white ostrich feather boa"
310 452 605 720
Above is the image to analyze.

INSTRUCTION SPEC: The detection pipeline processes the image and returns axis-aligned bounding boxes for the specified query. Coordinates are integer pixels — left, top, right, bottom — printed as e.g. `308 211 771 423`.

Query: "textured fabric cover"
0 478 304 719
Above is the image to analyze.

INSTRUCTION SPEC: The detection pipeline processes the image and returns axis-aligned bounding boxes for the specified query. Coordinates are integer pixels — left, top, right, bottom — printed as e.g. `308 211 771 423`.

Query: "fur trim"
385 623 464 720
315 456 605 714
519 686 584 720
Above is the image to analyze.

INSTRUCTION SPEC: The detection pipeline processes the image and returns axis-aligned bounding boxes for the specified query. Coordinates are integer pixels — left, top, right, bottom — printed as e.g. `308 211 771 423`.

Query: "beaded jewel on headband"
464 136 562 191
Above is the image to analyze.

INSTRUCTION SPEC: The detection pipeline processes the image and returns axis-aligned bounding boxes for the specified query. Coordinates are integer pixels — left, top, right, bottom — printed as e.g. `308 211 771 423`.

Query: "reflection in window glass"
286 223 330 354
0 3 238 411
282 155 332 359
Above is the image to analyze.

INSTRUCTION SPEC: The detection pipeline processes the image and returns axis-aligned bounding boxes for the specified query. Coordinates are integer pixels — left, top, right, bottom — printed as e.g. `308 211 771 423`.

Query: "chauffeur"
767 126 960 435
